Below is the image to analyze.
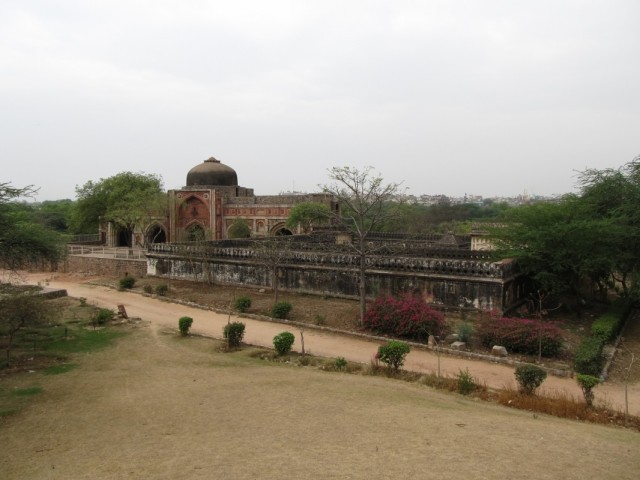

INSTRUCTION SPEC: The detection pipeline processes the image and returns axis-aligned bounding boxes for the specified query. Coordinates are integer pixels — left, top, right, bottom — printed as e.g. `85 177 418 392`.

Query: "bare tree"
252 236 294 303
322 166 401 325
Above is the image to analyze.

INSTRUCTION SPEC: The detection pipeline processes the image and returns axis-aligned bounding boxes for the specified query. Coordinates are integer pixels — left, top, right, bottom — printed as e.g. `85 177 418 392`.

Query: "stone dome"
186 157 238 187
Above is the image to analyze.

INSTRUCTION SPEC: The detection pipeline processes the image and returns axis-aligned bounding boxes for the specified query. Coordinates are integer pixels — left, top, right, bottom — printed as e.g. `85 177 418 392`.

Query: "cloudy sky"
2 0 639 201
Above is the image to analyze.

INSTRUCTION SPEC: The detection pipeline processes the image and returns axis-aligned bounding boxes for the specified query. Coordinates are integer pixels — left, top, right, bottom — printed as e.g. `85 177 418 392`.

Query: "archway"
186 223 205 242
116 227 133 247
147 224 167 245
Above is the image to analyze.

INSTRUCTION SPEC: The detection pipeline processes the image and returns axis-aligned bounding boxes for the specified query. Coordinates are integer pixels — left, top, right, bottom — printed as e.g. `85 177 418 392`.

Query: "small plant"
576 374 600 407
93 308 114 326
155 284 169 296
271 301 292 319
457 368 475 395
335 356 347 370
223 322 245 348
79 297 87 307
143 284 153 294
377 340 410 371
515 364 547 395
118 276 136 289
314 314 326 326
234 296 252 313
457 322 474 343
273 331 295 355
178 316 193 336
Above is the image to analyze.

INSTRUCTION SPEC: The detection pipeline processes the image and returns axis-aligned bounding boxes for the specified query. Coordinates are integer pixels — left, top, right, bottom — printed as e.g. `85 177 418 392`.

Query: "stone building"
103 156 338 246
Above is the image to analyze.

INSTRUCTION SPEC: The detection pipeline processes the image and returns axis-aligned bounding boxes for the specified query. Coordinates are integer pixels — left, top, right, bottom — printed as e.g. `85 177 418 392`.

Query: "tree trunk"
359 250 366 326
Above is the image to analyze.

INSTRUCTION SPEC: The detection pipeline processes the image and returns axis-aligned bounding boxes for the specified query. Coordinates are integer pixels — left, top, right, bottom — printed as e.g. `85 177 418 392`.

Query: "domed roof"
186 157 238 187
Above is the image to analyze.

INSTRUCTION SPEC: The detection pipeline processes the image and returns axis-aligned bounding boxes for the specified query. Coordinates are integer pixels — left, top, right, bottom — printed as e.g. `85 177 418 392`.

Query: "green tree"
71 172 165 245
0 183 65 271
228 218 251 239
322 166 401 325
0 292 53 361
285 202 330 233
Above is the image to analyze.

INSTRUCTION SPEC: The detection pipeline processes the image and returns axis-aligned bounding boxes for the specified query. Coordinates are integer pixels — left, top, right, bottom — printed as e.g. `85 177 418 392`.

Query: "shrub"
457 322 474 343
155 284 168 296
576 374 600 407
457 368 476 395
364 294 447 341
335 357 347 370
79 297 87 307
223 322 245 348
477 315 563 357
377 340 410 371
514 364 547 395
314 314 326 326
143 284 153 294
178 316 193 336
573 336 604 376
273 331 295 355
234 296 252 313
271 301 292 319
118 276 136 289
93 308 114 326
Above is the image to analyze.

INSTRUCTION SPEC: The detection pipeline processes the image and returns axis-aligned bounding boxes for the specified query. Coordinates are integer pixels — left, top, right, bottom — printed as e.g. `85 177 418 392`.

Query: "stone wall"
63 256 147 278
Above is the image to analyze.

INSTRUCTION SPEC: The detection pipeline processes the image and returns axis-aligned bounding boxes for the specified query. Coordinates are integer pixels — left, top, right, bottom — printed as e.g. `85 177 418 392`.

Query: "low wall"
62 256 147 278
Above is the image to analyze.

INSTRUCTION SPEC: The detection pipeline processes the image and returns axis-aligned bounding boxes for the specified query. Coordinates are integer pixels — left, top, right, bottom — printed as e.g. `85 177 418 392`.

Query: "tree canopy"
285 202 330 233
0 183 65 271
71 172 165 244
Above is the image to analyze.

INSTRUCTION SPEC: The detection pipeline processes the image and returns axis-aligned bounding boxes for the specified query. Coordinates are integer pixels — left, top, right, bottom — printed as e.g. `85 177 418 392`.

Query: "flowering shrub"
477 315 563 357
363 294 447 341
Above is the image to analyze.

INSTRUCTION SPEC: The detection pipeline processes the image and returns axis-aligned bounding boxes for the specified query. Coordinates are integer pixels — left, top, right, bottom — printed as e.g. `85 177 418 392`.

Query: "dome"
186 157 238 187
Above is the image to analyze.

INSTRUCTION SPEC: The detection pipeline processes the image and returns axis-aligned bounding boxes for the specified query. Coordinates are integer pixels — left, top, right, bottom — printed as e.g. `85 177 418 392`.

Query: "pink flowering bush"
364 294 448 341
477 315 563 357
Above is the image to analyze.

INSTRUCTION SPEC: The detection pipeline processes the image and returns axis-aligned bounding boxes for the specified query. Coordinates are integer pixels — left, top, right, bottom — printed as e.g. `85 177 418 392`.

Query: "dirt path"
20 272 640 416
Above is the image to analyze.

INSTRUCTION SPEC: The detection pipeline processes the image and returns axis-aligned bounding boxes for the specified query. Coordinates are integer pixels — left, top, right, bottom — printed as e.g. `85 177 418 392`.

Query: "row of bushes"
574 300 630 375
364 294 448 341
477 315 564 357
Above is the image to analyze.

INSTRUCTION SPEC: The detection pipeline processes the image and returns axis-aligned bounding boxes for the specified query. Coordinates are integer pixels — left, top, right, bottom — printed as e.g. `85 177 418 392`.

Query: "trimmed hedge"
590 299 629 341
364 294 447 341
573 336 604 376
477 315 563 357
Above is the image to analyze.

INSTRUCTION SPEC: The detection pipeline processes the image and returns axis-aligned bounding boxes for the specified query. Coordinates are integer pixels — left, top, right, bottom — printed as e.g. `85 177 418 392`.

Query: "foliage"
573 337 604 376
155 284 168 296
93 308 114 326
457 368 476 395
71 171 165 243
477 315 563 357
178 316 193 336
234 296 252 312
0 293 52 361
514 364 547 395
118 276 136 289
143 284 153 294
334 357 348 370
0 183 66 271
285 202 331 233
363 294 447 341
590 300 629 341
322 166 402 325
377 340 410 371
271 301 292 319
314 314 326 326
228 218 251 239
273 331 295 355
223 322 245 348
457 322 474 343
576 374 600 407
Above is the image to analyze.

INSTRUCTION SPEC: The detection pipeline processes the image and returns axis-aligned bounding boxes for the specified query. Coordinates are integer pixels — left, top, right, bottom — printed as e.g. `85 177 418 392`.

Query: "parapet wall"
63 256 147 278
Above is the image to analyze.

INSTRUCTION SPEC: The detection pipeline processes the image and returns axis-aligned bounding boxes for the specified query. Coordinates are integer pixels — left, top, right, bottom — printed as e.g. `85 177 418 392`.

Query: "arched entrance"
116 227 133 247
146 224 167 245
186 223 205 242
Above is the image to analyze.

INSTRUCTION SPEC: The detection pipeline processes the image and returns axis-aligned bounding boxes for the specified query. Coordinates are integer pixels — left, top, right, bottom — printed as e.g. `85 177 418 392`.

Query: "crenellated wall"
147 241 528 312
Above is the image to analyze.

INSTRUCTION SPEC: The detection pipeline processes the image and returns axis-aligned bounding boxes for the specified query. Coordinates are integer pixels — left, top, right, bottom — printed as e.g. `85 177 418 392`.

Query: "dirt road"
20 272 640 416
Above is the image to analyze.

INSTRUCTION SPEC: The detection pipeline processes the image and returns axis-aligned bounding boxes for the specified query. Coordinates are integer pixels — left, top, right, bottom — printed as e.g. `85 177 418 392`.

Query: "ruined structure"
147 232 528 312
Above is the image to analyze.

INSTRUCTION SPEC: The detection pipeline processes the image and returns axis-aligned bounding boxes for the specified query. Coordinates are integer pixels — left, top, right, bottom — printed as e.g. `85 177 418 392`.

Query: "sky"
2 0 639 201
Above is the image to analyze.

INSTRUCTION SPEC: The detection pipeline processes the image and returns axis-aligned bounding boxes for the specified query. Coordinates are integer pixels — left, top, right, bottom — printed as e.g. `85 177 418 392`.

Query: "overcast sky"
2 1 639 201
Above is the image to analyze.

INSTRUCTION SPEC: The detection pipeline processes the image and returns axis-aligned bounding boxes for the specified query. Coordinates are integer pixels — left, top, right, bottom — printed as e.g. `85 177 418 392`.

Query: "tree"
71 172 165 245
285 202 330 233
322 166 401 324
228 218 251 239
252 236 294 303
0 183 65 271
0 292 53 361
